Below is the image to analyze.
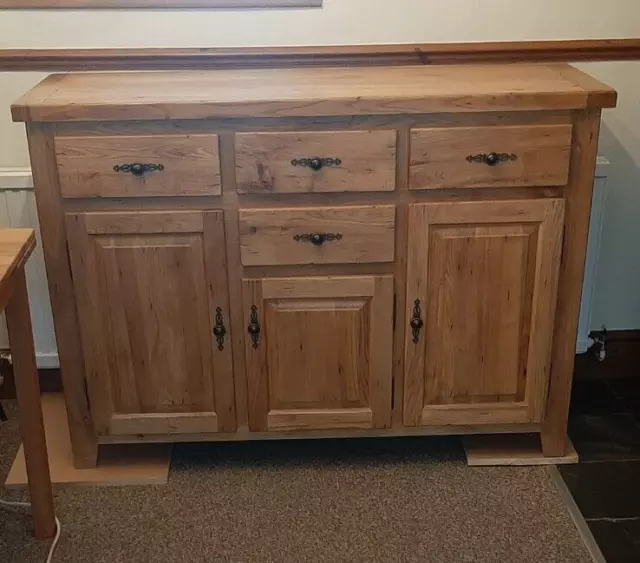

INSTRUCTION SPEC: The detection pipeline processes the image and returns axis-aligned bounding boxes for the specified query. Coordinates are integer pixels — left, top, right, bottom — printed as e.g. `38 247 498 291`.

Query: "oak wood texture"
12 64 616 123
55 134 221 198
409 124 572 190
238 205 395 266
235 130 396 194
2 231 56 539
1 39 640 72
65 210 235 437
463 434 578 466
0 229 36 309
14 64 616 463
404 199 564 427
541 109 603 457
0 0 319 6
26 123 98 469
243 275 393 432
6 394 171 487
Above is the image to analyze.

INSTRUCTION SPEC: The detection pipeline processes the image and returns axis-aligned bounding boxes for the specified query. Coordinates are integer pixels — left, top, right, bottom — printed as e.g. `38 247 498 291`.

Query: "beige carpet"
0 400 592 563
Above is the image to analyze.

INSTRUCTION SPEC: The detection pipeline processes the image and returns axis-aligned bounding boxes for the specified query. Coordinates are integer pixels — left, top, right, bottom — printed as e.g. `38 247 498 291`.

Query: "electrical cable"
0 498 60 563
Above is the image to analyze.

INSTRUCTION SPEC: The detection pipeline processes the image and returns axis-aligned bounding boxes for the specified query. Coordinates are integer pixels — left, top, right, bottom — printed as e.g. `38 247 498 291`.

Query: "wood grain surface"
235 130 396 194
12 64 616 122
1 39 639 72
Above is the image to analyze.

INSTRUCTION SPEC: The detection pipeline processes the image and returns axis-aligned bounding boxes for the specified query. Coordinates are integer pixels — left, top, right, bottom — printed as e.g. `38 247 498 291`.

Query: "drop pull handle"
247 305 261 349
410 299 424 344
213 307 226 351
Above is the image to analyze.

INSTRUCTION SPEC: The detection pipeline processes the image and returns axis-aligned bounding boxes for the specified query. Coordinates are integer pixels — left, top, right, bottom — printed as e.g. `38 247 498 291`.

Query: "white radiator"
576 157 610 353
0 167 58 368
0 159 609 366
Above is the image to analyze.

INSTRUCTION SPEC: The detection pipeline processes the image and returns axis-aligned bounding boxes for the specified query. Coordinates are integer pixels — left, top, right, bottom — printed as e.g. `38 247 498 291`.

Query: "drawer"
409 124 572 189
235 130 396 194
55 134 221 198
239 205 395 266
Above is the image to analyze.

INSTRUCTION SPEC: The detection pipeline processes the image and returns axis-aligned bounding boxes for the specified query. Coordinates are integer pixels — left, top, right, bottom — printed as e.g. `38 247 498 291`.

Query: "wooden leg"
541 109 602 457
6 268 56 540
27 123 98 469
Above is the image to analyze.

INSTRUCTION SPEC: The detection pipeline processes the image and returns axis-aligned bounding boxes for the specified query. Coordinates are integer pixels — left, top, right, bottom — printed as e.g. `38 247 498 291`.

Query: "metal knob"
247 323 260 336
310 233 325 246
309 158 323 171
213 324 226 338
410 317 424 331
485 152 499 166
130 163 145 176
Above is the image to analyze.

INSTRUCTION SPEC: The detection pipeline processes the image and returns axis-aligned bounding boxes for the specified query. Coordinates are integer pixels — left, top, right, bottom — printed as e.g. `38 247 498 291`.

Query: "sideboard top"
12 63 616 123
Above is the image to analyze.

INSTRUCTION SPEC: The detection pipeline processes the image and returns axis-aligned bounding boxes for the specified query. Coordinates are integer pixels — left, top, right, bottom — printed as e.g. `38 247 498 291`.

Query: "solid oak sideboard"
12 64 616 468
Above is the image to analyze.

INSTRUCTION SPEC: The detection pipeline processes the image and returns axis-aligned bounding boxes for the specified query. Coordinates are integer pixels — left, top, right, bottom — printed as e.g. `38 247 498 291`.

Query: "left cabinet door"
65 210 236 437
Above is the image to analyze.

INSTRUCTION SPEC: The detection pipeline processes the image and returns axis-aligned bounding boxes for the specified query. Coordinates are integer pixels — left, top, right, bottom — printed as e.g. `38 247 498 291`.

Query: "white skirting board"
0 159 609 366
0 167 58 369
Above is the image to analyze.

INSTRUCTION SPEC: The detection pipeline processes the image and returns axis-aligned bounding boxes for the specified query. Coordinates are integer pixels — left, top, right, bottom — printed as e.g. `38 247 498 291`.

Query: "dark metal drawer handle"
293 233 343 246
247 305 260 349
212 307 226 351
113 163 165 177
290 157 342 172
466 152 517 166
410 299 424 344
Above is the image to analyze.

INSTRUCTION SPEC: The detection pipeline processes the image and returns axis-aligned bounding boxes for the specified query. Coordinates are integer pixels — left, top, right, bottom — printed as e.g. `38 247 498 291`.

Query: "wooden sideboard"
12 64 617 468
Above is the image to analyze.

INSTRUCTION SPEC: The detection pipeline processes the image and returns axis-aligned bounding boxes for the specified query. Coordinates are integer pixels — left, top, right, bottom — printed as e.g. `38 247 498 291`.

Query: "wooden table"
1 229 55 539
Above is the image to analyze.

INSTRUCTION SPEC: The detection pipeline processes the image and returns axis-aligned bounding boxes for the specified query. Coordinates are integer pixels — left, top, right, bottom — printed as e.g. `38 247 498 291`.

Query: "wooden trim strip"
0 0 321 8
1 39 639 72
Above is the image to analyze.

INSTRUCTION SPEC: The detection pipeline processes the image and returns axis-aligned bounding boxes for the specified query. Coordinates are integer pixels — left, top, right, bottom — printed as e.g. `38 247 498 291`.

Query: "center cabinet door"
404 199 564 426
66 210 236 437
243 276 394 432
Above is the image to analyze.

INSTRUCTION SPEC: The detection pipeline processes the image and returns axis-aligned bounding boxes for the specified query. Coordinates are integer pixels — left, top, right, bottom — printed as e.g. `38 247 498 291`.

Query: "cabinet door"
66 210 235 436
243 275 394 432
404 199 564 426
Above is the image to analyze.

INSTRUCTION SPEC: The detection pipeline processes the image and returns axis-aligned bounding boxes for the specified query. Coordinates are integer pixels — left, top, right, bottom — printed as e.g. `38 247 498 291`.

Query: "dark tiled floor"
560 377 640 562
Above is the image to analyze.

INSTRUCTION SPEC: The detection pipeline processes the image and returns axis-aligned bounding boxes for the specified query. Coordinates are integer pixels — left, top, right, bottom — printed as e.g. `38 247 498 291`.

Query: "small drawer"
239 205 395 266
235 130 396 194
409 124 572 189
55 134 221 198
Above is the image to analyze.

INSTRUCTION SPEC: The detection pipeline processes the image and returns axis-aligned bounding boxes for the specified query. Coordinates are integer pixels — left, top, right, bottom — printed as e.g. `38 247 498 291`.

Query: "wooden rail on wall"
1 39 640 71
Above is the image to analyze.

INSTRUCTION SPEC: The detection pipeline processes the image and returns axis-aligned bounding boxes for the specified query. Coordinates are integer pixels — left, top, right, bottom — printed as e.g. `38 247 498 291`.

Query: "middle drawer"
235 130 397 194
239 205 396 266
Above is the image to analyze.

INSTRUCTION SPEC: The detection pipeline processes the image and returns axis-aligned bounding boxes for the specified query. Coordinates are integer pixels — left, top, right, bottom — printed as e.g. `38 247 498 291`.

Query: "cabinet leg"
6 269 56 540
541 429 568 458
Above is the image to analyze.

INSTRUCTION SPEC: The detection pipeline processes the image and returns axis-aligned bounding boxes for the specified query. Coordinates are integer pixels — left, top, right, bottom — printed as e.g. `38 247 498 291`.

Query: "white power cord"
0 498 60 563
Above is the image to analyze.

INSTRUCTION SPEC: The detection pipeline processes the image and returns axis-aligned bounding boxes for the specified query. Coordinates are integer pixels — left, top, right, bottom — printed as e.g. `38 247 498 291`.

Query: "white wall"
1 0 639 329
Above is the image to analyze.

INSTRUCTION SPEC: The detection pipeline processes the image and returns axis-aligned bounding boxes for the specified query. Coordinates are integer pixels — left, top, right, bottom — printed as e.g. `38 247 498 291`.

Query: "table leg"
6 268 55 539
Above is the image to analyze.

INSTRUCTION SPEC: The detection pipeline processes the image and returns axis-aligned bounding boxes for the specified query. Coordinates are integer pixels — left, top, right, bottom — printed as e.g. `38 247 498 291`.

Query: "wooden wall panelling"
1 39 640 72
25 123 98 468
541 109 602 457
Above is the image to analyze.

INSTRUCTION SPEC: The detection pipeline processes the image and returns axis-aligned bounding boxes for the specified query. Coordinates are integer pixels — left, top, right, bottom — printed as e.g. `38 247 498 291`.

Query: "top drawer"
235 130 397 194
55 134 221 198
409 124 572 190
